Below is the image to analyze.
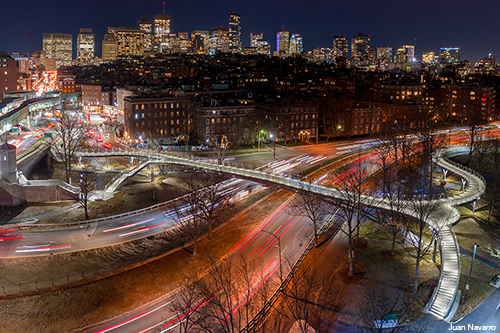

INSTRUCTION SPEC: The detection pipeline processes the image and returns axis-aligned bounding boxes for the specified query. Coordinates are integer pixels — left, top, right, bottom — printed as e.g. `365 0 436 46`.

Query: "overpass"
63 146 485 320
0 96 60 134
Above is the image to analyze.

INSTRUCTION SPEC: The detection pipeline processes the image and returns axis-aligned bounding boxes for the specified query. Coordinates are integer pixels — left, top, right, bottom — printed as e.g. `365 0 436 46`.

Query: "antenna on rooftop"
25 34 29 56
163 2 165 15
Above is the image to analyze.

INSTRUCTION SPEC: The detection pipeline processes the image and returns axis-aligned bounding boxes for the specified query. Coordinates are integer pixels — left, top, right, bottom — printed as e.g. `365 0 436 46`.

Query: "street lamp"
260 229 283 288
270 133 276 159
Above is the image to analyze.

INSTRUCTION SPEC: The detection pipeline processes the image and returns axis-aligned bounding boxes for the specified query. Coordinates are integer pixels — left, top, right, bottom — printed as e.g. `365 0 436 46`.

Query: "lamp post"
260 229 283 288
270 133 276 159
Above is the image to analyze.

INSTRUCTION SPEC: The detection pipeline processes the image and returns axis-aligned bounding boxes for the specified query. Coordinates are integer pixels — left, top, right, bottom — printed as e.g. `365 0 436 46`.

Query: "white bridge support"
72 145 484 321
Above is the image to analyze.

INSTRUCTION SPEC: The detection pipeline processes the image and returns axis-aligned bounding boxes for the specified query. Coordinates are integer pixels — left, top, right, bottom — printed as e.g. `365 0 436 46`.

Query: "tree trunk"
391 228 396 257
313 221 318 247
84 196 89 220
413 258 420 294
349 246 354 276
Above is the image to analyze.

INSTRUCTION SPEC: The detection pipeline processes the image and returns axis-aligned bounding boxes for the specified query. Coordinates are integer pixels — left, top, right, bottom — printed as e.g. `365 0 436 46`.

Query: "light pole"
270 133 276 159
260 229 283 288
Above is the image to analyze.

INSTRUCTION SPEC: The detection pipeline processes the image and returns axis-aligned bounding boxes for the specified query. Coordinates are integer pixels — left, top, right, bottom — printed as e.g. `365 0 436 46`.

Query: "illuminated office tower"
402 45 415 62
191 30 209 54
108 27 145 59
137 16 153 54
395 48 406 63
368 48 376 67
351 32 370 68
289 34 303 54
77 28 95 66
250 33 270 56
276 29 290 56
154 14 171 52
377 47 392 63
228 10 241 53
102 32 117 61
333 35 348 58
42 33 72 67
250 33 264 47
422 51 435 64
439 47 460 63
178 32 192 54
212 26 231 53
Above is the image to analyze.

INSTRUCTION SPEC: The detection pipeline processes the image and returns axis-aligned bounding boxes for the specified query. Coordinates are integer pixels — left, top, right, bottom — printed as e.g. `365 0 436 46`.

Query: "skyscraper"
228 10 241 53
249 33 270 56
422 52 436 64
42 33 72 68
333 35 348 59
351 32 370 68
211 26 231 54
154 14 171 52
395 48 406 63
191 30 209 54
108 27 145 59
289 34 303 54
77 28 95 66
250 33 264 47
138 16 153 54
178 32 192 54
402 45 415 63
377 47 393 63
439 47 460 63
277 29 290 56
102 32 117 62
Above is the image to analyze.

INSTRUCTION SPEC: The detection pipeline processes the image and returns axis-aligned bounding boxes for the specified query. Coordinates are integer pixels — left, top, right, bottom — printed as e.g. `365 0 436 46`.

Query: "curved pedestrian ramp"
73 146 485 320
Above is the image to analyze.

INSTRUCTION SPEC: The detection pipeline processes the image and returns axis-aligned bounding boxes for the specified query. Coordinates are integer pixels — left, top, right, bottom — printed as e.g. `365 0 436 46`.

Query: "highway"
83 196 335 333
0 179 265 258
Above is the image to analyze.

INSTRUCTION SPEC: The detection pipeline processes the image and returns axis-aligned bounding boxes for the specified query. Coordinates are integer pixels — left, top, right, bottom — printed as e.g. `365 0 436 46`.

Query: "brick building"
256 99 319 142
123 93 192 145
0 52 19 98
193 97 256 145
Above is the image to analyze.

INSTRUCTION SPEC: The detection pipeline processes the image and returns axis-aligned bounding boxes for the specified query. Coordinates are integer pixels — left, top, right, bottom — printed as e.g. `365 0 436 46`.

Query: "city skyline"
1 0 499 62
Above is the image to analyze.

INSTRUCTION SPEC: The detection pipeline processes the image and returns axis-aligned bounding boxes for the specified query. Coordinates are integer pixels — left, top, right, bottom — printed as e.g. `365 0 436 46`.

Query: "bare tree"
290 184 330 246
375 140 418 256
73 168 95 220
164 178 208 256
195 255 271 333
51 110 87 183
403 197 442 295
163 171 232 255
167 274 204 333
278 263 341 333
357 288 427 333
333 161 375 276
463 102 486 167
412 111 447 195
188 171 232 237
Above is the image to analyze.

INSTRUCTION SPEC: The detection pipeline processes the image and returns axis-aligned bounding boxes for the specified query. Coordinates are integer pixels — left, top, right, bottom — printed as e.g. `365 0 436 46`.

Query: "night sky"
1 0 498 63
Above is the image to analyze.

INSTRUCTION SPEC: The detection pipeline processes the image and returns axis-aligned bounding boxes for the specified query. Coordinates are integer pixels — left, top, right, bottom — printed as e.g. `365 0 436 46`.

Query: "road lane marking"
103 218 154 233
94 300 172 333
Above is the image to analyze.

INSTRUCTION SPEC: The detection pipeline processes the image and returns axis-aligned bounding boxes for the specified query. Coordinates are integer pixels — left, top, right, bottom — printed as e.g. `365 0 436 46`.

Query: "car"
96 136 102 142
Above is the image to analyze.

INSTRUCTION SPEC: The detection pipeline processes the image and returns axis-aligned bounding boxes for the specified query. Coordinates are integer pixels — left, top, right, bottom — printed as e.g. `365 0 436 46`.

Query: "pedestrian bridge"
72 146 485 320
